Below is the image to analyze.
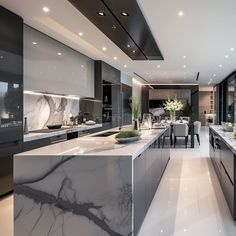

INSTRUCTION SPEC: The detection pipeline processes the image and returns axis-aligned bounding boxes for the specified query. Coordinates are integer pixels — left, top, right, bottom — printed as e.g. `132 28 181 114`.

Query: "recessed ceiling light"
127 44 131 48
121 12 129 16
81 65 84 68
213 74 216 77
183 65 186 68
32 41 37 45
132 50 136 53
102 47 107 51
57 52 62 56
114 56 118 60
43 7 50 13
178 11 184 16
0 56 3 59
157 65 161 68
225 55 229 58
124 65 127 68
78 32 83 36
183 55 186 59
219 64 223 68
97 11 106 16
230 47 234 52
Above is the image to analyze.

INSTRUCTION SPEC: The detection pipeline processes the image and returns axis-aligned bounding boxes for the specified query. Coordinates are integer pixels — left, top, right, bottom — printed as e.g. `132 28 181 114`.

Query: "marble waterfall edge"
14 155 132 236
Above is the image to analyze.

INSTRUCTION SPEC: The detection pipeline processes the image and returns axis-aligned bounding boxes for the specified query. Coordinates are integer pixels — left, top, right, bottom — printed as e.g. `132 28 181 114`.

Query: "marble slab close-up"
210 125 236 155
14 154 132 236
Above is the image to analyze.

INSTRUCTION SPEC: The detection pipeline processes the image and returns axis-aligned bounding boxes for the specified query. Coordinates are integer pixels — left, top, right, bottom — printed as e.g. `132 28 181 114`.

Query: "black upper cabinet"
0 7 23 56
95 61 121 128
68 0 163 60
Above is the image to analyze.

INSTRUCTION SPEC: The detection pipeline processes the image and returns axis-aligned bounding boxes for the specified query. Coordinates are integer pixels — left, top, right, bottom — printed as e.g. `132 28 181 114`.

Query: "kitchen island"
14 127 170 236
209 126 236 220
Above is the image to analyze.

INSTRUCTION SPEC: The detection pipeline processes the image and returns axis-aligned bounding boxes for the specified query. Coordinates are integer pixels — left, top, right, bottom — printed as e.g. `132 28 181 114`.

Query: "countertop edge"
209 125 236 155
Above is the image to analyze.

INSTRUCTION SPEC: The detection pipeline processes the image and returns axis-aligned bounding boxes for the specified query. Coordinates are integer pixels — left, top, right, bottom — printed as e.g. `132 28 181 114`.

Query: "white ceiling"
1 0 236 85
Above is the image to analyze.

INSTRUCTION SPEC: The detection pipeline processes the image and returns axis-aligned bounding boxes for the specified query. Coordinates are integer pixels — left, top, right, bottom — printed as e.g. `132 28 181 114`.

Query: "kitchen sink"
91 131 119 137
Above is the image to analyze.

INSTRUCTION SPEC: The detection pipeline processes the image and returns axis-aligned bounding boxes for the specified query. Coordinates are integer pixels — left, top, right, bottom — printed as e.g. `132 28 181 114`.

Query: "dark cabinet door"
153 138 163 192
23 138 51 152
161 134 170 173
133 152 146 235
145 144 152 210
220 141 234 184
220 162 235 219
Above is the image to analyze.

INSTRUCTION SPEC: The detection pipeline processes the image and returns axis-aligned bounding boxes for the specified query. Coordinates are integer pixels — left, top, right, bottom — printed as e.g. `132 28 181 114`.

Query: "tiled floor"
0 195 13 236
1 128 236 236
139 127 236 236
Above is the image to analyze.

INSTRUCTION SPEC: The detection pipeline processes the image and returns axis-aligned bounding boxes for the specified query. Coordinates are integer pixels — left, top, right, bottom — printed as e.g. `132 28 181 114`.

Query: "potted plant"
130 96 140 130
163 98 184 122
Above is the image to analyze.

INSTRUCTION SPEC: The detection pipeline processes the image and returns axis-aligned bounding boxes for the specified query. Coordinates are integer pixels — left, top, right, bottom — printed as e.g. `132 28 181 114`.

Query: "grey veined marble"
24 94 79 131
14 155 132 236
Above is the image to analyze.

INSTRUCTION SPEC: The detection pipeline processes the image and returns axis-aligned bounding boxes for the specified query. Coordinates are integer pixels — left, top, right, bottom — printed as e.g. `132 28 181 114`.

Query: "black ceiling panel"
68 0 163 61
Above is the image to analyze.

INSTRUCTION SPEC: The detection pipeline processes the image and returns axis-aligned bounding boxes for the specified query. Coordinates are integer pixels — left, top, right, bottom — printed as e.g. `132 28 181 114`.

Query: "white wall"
24 25 94 97
121 72 133 87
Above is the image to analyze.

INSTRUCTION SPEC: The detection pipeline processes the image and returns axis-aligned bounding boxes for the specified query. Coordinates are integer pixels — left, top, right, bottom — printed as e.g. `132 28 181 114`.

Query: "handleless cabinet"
133 152 146 236
209 128 236 220
133 132 170 235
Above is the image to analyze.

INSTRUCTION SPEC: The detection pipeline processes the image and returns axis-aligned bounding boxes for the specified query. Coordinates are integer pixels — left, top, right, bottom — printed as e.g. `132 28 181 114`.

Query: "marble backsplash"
24 94 79 131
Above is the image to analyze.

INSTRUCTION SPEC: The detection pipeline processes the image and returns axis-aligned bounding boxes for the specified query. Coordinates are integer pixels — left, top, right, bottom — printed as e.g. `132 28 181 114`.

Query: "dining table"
158 120 195 148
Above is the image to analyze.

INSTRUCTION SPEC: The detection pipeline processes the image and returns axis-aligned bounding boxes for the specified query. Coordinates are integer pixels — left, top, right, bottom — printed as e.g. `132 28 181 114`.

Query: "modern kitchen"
1 0 236 236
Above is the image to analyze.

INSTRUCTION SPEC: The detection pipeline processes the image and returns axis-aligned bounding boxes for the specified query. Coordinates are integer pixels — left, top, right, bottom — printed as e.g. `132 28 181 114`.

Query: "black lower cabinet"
23 138 51 152
133 152 146 236
219 140 235 219
209 128 236 220
134 134 170 235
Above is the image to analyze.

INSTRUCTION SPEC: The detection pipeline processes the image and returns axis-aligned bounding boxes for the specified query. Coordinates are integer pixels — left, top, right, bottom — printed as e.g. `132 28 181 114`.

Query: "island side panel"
14 155 132 236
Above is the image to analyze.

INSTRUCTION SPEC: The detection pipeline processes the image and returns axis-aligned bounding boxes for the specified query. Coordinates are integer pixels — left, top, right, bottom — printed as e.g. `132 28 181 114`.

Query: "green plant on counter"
115 130 141 139
130 96 140 119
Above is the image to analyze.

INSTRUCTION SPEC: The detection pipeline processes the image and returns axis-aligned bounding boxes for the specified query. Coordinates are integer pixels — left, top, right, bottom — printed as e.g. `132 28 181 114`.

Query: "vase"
133 119 140 130
24 117 29 134
170 110 176 122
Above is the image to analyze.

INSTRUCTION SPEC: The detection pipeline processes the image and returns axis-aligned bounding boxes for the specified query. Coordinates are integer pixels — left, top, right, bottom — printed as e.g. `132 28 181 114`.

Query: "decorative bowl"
115 130 141 144
116 136 140 144
85 120 96 125
47 124 62 129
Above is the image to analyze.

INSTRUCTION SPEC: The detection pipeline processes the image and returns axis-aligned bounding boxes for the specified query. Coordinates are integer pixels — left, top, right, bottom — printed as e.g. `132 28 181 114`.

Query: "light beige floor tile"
0 195 13 236
139 128 236 236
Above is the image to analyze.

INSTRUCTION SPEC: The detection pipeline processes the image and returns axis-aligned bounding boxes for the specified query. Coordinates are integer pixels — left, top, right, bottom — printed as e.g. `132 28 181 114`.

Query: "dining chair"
194 121 201 145
173 123 189 148
181 116 190 122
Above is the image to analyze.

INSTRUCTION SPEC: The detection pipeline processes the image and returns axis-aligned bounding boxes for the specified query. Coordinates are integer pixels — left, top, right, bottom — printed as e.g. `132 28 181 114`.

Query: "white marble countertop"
210 125 236 154
17 127 168 159
24 124 102 142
